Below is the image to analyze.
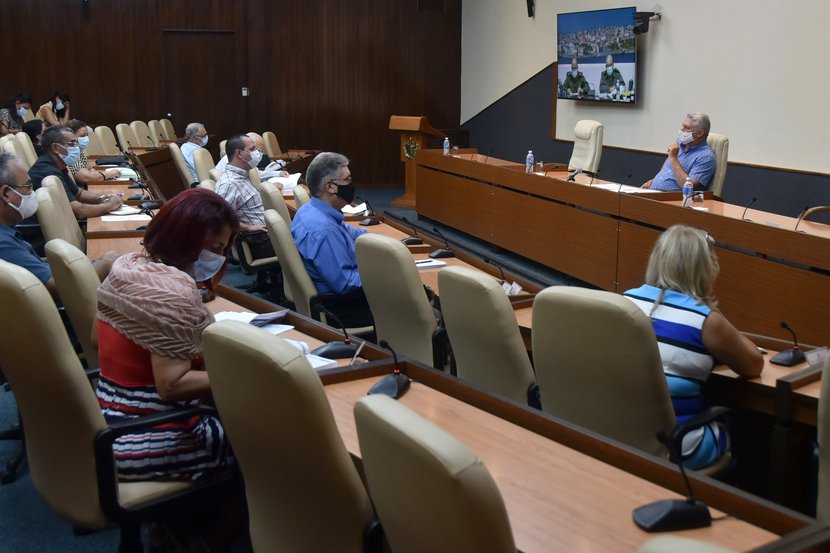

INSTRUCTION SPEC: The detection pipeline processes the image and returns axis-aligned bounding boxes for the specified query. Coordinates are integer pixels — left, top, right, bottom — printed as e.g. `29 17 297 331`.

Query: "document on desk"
414 259 447 269
590 183 651 193
101 214 152 222
108 205 143 216
213 311 293 335
267 172 301 192
341 202 368 216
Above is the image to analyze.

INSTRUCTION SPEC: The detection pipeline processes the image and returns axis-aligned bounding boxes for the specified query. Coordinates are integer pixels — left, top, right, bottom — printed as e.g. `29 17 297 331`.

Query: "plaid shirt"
215 164 265 226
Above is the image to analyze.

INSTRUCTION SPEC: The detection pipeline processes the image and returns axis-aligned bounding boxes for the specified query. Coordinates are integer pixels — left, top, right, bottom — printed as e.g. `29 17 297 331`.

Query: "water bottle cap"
528 150 532 153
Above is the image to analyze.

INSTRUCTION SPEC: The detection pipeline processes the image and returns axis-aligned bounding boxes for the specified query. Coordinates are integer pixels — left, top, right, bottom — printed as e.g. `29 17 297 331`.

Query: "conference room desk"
345 219 434 254
85 213 148 238
86 235 144 259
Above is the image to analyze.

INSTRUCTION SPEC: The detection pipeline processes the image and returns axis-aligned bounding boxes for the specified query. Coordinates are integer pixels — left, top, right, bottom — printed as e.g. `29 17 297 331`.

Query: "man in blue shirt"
643 112 716 192
291 152 373 328
180 122 208 183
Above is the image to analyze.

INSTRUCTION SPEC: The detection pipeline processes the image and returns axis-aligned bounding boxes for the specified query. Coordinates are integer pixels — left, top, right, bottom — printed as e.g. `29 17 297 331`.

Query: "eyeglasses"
62 140 79 147
13 180 33 192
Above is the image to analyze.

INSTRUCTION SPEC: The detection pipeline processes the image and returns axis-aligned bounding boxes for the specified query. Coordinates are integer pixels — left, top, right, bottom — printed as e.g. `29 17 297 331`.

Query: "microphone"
310 305 362 359
770 321 807 367
483 256 506 283
616 173 634 194
483 147 494 164
126 140 133 150
740 197 757 222
794 206 811 232
138 201 159 216
356 196 380 227
585 169 599 186
398 215 424 245
632 430 711 532
567 167 583 182
128 181 148 189
368 340 411 399
145 137 158 151
429 227 455 259
159 133 166 143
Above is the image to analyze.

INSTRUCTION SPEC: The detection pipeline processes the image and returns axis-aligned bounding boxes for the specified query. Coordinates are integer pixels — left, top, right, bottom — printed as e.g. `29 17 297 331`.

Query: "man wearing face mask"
643 112 716 191
215 134 269 233
562 57 589 97
180 122 208 183
28 126 123 220
291 152 373 328
599 55 625 94
0 153 118 300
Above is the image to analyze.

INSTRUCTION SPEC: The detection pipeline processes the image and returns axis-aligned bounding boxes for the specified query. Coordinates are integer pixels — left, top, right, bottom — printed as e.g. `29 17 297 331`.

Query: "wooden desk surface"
85 214 148 237
325 374 778 553
86 236 144 259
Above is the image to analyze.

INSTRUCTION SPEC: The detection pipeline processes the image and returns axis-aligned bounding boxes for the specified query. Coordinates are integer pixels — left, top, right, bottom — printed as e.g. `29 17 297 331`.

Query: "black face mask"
332 181 356 204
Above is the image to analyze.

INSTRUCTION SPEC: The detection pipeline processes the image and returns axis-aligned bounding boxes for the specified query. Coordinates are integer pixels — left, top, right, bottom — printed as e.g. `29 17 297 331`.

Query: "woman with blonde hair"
624 224 762 469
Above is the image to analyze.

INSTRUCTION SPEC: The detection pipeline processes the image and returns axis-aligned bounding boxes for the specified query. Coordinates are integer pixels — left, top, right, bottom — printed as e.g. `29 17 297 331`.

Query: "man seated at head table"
642 112 716 192
214 132 289 180
562 57 589 98
290 152 373 328
180 122 209 184
0 153 118 300
599 54 626 93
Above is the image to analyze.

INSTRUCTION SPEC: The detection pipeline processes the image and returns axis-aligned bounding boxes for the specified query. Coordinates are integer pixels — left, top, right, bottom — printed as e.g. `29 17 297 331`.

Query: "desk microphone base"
633 499 711 532
312 341 360 359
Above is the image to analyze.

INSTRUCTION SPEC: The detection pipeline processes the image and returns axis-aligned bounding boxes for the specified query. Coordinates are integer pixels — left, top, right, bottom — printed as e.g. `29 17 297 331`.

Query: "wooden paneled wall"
3 0 461 186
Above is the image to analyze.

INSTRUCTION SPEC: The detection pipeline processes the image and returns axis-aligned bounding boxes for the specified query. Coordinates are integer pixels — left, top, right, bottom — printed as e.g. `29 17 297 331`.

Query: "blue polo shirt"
651 140 716 191
0 224 52 283
290 197 367 294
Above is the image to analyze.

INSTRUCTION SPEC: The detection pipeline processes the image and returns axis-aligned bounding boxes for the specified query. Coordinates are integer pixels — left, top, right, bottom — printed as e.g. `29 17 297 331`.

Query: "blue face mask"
606 67 613 76
199 135 209 147
58 145 81 166
190 249 226 282
16 106 27 118
54 101 65 111
571 70 578 78
77 136 90 150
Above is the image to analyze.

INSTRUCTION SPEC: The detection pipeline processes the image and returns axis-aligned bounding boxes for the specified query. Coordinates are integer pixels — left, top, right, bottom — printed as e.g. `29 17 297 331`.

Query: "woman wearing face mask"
35 91 71 127
94 188 239 481
65 119 121 185
0 94 33 137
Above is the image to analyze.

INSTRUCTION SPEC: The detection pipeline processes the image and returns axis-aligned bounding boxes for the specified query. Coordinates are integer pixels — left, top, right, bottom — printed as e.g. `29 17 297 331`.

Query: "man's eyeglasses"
12 180 33 192
62 140 79 147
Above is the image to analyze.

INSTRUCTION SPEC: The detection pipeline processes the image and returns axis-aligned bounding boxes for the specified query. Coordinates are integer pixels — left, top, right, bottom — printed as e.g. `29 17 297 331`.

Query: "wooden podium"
389 115 444 208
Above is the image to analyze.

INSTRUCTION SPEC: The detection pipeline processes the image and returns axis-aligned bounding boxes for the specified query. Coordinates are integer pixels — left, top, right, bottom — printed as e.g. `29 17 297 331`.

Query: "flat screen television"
557 7 637 104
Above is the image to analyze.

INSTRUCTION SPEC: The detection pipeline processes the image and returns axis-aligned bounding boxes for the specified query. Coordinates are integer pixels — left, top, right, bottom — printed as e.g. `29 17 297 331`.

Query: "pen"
348 340 365 366
415 259 433 265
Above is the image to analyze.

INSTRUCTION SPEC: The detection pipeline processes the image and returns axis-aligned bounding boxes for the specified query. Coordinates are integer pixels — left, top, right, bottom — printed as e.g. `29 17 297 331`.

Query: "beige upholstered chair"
568 119 604 175
355 233 441 368
198 178 216 192
264 209 319 311
707 133 729 198
219 139 226 159
22 109 36 123
263 131 283 158
0 260 230 552
129 121 154 148
438 266 537 406
35 176 85 252
159 118 176 141
193 148 215 183
148 120 165 144
44 239 101 368
203 321 379 553
248 167 261 187
14 131 38 168
168 142 196 189
637 536 734 553
0 135 14 148
256 180 292 224
2 140 18 156
84 126 106 157
94 126 121 155
208 167 222 182
355 394 517 553
293 184 311 209
816 355 830 522
115 123 138 152
532 286 674 457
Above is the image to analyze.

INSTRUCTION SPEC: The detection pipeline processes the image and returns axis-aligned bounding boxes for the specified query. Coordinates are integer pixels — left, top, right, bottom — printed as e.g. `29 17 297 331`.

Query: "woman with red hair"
95 188 240 481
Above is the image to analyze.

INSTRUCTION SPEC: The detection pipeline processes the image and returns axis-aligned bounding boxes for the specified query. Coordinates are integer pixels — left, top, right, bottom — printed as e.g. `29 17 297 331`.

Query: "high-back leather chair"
203 321 378 553
264 209 318 311
148 120 165 144
193 148 215 184
219 139 227 159
568 119 604 175
532 286 674 457
209 167 222 182
355 394 517 553
199 178 216 192
115 123 138 152
94 126 121 155
0 260 231 552
0 135 14 148
45 239 101 367
439 266 537 405
355 233 440 367
168 142 195 190
14 131 38 168
2 140 18 156
293 184 311 209
35 176 85 251
248 167 262 187
263 131 283 158
129 121 154 148
707 133 729 198
256 180 292 224
159 118 176 141
84 126 106 156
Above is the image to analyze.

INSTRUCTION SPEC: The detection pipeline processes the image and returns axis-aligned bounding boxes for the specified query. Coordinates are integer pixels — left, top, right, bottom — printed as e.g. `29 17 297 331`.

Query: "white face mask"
190 249 226 282
199 135 209 147
77 136 90 150
16 106 27 118
606 67 613 75
245 149 263 169
570 70 578 78
7 187 39 220
677 130 695 145
54 101 65 111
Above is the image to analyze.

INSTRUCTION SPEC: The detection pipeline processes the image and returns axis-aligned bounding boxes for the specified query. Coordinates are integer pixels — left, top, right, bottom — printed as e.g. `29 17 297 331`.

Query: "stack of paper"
341 202 368 216
108 205 142 216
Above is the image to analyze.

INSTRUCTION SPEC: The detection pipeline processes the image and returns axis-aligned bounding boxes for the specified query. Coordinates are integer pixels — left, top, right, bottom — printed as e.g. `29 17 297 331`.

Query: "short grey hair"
185 122 204 139
686 112 711 139
0 153 22 188
306 152 350 197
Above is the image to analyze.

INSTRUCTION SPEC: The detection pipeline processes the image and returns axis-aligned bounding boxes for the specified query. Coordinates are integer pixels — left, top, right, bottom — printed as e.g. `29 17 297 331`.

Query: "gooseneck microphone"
429 227 455 259
794 206 811 232
398 215 424 245
617 173 634 194
310 305 362 359
368 341 411 399
483 256 506 283
740 197 757 222
145 137 159 151
566 167 583 182
633 430 712 532
770 321 807 367
356 196 380 227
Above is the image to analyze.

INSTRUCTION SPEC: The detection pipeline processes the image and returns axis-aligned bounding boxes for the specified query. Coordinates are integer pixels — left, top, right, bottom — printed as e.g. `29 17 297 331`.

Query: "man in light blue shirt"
291 152 372 327
179 122 208 183
643 112 716 192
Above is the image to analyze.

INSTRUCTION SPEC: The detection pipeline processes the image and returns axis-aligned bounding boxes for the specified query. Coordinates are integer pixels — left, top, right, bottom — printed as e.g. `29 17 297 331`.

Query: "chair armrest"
668 406 732 457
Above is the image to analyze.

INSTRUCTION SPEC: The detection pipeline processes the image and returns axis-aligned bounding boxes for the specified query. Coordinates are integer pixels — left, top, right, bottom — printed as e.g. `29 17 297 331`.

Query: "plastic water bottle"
682 177 694 206
443 137 450 156
526 150 534 173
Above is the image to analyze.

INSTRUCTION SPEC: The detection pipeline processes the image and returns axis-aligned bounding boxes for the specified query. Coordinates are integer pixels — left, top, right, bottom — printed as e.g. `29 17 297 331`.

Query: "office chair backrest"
248 167 262 187
193 148 215 183
264 209 316 311
209 167 222 182
115 123 138 152
36 176 86 252
256 180 292 224
568 119 604 175
532 286 674 457
0 260 109 528
263 131 283 158
439 266 536 404
14 131 38 168
707 132 729 198
355 394 517 553
293 184 311 209
2 140 17 157
204 321 374 552
0 135 14 148
45 239 102 368
148 120 165 144
168 142 195 190
84 126 106 157
160 118 176 141
94 126 121 155
355 233 437 366
219 139 227 159
199 178 216 192
129 120 154 148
